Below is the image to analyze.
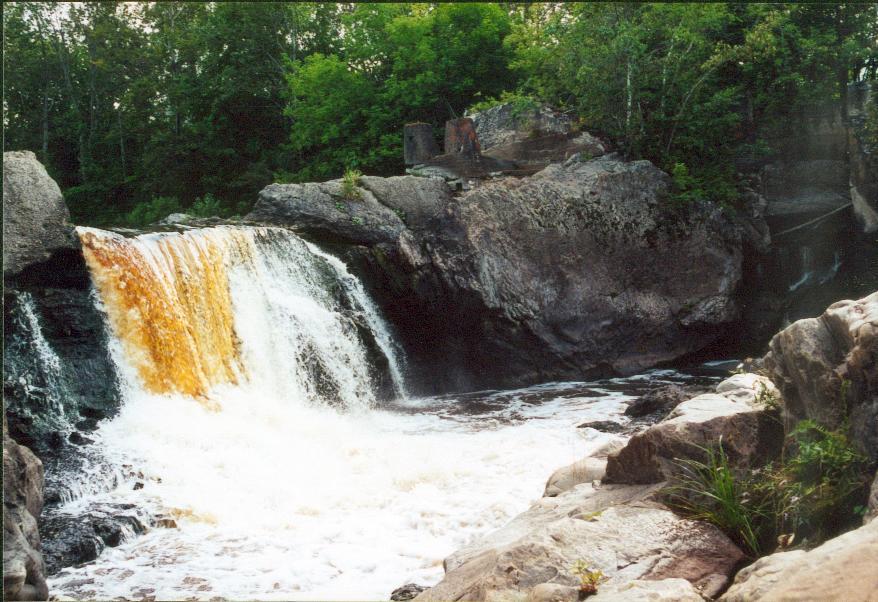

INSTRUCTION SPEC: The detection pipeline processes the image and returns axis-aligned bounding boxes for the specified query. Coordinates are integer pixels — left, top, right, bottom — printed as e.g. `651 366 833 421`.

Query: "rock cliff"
249 154 751 392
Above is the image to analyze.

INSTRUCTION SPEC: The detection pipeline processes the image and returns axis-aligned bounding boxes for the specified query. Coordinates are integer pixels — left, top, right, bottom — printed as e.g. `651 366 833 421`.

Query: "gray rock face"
415 482 744 602
251 180 406 245
763 291 878 461
720 518 878 602
3 421 48 601
3 151 77 280
251 155 752 392
605 374 783 484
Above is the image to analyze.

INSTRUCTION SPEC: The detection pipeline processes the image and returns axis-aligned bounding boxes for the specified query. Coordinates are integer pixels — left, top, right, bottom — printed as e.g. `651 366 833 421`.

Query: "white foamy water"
49 381 635 600
48 225 695 601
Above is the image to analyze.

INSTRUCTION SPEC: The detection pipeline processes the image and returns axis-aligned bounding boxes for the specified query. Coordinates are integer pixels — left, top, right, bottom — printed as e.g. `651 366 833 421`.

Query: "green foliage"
125 196 182 227
341 168 362 200
469 91 540 115
666 424 869 557
571 559 604 596
505 3 878 206
3 3 876 223
189 193 223 218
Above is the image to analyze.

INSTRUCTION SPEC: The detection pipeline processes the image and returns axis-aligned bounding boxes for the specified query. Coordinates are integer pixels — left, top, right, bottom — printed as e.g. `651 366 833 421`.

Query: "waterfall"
51 224 653 600
306 242 408 398
77 225 405 408
4 292 69 430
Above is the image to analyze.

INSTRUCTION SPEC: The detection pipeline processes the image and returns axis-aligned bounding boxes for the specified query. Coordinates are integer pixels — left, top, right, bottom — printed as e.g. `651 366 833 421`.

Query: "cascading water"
46 224 713 600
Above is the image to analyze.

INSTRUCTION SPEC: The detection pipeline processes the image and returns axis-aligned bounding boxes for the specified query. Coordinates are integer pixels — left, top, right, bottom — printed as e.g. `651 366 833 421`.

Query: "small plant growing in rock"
351 216 364 226
571 559 604 597
755 383 781 410
341 168 362 199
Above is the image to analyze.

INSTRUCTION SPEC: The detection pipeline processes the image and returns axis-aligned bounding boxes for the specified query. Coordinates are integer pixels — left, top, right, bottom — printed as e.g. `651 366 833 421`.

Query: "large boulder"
720 518 878 601
605 374 783 484
416 482 744 602
250 155 753 392
3 420 48 601
762 291 878 460
3 151 78 281
251 179 406 245
469 103 575 151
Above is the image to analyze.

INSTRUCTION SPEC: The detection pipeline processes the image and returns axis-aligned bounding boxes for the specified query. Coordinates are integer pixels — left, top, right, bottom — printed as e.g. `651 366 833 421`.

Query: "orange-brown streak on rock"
79 229 247 402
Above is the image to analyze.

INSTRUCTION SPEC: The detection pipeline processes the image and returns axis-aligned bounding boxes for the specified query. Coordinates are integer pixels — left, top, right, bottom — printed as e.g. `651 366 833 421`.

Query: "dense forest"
4 2 877 226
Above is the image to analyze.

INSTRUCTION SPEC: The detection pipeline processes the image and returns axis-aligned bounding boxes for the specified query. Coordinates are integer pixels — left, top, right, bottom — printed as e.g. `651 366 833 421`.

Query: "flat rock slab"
417 483 743 602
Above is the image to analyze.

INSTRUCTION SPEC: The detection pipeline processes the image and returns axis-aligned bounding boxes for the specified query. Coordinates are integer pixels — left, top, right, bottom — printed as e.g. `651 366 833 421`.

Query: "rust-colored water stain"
79 228 248 402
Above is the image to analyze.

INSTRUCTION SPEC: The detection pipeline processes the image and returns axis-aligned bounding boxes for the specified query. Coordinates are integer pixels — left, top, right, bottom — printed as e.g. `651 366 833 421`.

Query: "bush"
189 193 223 218
341 168 362 200
125 196 182 227
666 422 869 557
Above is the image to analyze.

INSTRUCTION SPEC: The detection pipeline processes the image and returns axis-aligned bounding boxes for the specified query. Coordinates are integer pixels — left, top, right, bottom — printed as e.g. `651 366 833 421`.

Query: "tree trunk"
41 91 50 164
118 107 126 178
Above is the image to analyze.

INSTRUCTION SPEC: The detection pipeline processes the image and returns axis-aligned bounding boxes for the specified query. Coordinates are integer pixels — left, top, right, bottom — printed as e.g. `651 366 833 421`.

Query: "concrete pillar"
403 123 439 165
444 118 481 156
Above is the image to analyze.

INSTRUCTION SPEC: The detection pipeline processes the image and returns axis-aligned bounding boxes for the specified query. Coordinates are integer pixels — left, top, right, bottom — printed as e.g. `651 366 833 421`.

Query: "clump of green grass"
665 440 765 556
341 168 362 199
665 422 869 557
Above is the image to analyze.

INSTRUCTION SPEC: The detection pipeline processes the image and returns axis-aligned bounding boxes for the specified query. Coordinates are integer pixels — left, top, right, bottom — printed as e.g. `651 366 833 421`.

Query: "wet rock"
720 518 878 601
417 482 743 602
3 422 48 601
575 420 626 433
41 504 147 575
390 583 428 601
4 287 121 455
623 384 691 419
763 291 878 461
67 432 93 446
74 418 99 432
605 374 783 484
625 385 711 420
3 150 77 280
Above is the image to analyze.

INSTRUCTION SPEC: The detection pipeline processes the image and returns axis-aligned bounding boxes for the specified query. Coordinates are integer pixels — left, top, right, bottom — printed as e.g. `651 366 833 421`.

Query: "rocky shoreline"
398 292 878 602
